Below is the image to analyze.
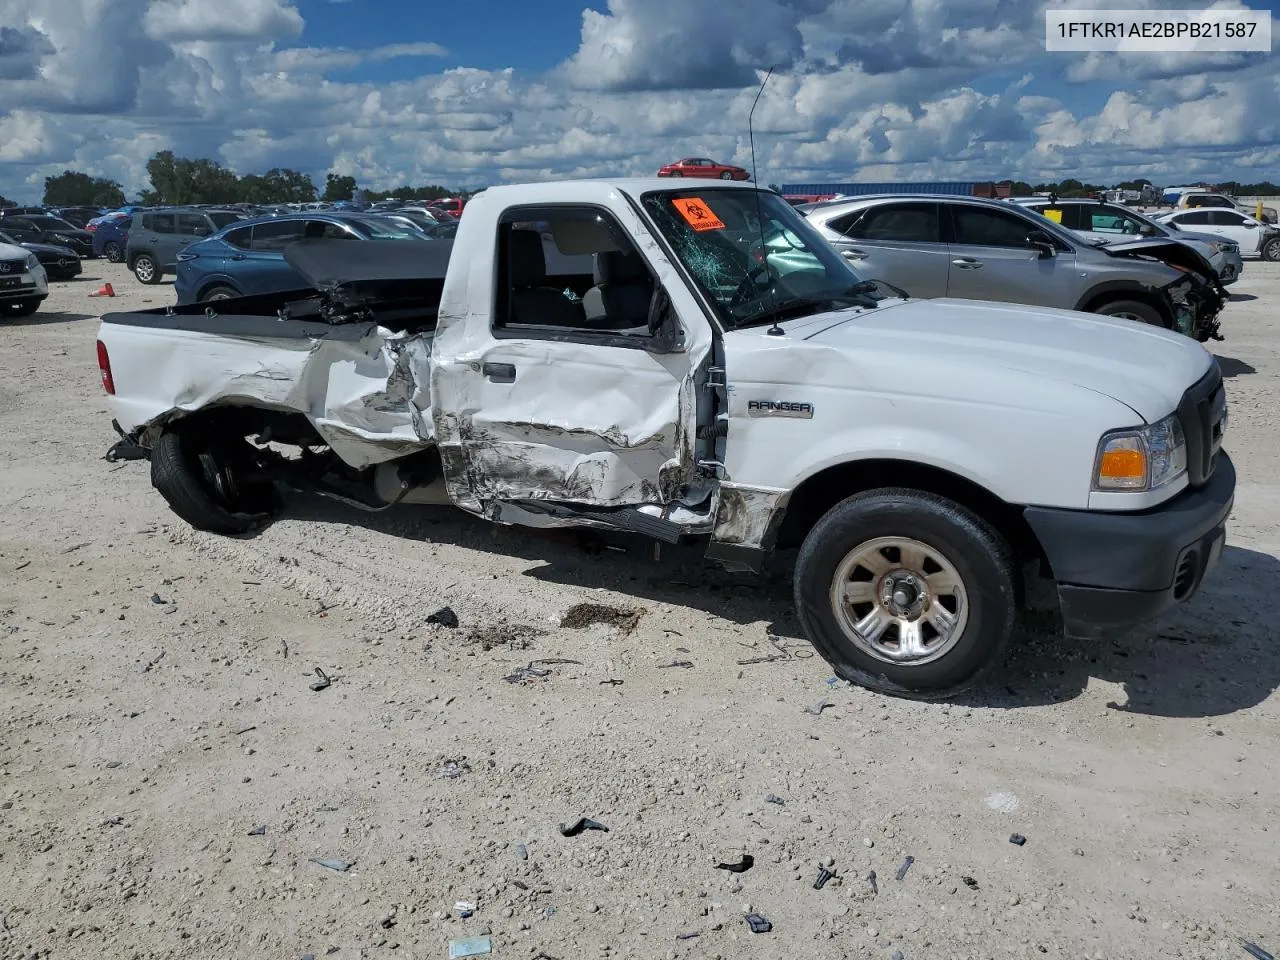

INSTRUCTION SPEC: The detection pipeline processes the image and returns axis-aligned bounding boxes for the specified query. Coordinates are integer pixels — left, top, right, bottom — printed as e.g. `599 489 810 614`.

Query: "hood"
1094 236 1217 280
778 297 1212 422
283 237 450 293
0 241 30 260
1167 229 1241 248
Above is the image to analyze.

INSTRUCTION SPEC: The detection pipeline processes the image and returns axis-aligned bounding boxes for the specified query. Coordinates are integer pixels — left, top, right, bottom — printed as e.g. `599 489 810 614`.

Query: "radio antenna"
747 66 783 337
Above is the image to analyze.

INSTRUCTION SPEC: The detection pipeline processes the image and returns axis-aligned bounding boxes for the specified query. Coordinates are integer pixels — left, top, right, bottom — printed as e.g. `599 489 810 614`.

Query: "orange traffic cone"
88 283 115 298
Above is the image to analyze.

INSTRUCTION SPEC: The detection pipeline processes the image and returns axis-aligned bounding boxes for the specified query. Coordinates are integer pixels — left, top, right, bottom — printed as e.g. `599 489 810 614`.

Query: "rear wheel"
1095 299 1164 327
104 241 124 263
794 489 1016 699
669 171 682 177
1263 238 1280 262
201 284 239 302
2 297 42 318
720 170 734 179
132 253 160 285
151 427 279 535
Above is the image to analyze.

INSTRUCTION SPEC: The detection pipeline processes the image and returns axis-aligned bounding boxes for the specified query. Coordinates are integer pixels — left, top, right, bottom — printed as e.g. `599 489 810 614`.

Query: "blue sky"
1 0 1277 201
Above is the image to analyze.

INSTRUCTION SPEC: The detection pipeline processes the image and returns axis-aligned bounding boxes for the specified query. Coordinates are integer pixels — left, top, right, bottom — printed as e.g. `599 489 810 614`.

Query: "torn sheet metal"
101 321 433 468
710 483 789 549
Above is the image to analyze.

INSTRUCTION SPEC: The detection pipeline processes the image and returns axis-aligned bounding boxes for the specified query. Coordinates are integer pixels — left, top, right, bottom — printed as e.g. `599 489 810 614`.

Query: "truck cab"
96 179 1234 698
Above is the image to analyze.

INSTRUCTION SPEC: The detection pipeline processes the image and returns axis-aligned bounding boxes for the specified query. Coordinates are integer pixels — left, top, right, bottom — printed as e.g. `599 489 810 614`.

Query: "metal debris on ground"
426 606 459 629
150 593 168 605
895 856 915 881
1237 937 1275 960
676 932 700 941
309 857 353 873
962 876 980 890
247 825 266 836
309 667 332 692
143 650 165 672
454 901 475 918
737 631 813 666
745 913 773 934
765 794 785 805
438 759 470 780
558 817 610 837
803 699 833 716
448 936 492 959
233 725 258 735
867 870 878 895
657 660 694 669
813 866 834 889
599 679 623 686
714 854 754 873
1009 833 1027 846
504 658 583 684
103 436 149 462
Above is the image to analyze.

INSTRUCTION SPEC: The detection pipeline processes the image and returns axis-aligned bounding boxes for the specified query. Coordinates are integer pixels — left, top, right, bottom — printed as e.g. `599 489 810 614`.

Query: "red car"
429 197 466 218
656 157 751 180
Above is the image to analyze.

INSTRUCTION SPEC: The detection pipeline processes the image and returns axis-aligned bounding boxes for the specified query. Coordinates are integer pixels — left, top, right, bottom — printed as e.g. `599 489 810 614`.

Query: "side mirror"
1026 230 1056 259
645 287 686 354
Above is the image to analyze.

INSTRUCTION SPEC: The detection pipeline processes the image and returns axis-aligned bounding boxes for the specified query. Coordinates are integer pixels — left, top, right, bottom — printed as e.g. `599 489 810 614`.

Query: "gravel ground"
1 261 1278 960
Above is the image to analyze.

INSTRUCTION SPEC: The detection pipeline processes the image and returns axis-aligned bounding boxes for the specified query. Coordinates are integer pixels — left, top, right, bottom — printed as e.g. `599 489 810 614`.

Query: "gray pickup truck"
805 194 1227 342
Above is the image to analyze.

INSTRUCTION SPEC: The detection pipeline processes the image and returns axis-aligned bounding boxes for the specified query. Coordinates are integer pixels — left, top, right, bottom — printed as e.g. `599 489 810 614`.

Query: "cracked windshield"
642 189 889 328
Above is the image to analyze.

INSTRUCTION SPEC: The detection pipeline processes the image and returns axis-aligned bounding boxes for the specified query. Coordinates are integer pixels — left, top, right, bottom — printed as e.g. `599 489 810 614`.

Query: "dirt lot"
2 261 1278 960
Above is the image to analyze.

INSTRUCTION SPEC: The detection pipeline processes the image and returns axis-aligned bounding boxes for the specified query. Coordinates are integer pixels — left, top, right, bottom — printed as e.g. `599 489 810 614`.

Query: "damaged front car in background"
96 179 1234 699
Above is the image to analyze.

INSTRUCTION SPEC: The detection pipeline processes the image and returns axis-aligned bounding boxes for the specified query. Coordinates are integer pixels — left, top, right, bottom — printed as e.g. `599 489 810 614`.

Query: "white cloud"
144 0 303 43
0 0 1278 203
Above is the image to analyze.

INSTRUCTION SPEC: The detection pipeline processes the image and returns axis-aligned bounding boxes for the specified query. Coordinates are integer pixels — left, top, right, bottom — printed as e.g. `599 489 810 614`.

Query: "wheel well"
197 280 238 301
1079 288 1170 323
773 459 1044 566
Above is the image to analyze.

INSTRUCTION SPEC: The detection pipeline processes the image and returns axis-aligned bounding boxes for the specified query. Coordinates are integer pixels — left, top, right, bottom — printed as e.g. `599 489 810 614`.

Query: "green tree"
240 168 316 204
322 173 357 202
42 170 126 207
0 195 14 209
143 151 242 204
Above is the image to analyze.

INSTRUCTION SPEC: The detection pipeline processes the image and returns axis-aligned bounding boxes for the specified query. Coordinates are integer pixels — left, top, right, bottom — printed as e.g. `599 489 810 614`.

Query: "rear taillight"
86 223 98 232
96 340 115 395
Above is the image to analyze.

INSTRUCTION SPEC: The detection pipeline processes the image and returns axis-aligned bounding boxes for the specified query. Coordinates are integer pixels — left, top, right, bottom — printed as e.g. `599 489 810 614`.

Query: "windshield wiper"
733 288 879 329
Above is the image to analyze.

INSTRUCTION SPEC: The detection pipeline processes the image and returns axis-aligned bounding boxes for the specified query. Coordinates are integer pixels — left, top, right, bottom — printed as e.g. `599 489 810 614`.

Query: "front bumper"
1024 453 1235 639
0 269 47 300
43 257 82 280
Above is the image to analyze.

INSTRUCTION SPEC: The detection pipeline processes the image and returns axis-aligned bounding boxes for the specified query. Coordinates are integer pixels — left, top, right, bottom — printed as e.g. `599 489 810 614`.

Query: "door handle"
482 361 516 383
841 249 868 261
951 258 983 269
230 254 246 261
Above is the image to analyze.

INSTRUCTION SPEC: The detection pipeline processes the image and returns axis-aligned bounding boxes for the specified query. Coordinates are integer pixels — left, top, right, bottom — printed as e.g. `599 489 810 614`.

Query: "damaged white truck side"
96 180 1235 697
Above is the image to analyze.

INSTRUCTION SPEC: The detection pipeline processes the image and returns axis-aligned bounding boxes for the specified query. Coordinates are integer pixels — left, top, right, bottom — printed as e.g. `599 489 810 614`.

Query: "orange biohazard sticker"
672 197 725 232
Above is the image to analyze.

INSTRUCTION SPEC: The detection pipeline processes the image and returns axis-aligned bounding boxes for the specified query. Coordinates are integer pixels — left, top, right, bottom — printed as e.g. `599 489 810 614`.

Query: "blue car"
173 213 426 304
92 215 131 262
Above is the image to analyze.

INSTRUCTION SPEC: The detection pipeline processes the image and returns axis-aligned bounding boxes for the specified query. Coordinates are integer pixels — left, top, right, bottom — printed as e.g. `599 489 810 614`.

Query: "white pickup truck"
95 179 1235 697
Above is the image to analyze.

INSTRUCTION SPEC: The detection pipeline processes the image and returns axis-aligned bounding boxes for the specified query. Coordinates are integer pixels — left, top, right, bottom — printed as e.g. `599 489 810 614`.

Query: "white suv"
0 239 48 319
1155 209 1280 261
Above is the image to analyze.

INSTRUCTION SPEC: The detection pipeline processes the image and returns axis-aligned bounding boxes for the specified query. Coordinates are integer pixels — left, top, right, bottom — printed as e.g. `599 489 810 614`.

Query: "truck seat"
508 229 584 327
582 251 652 329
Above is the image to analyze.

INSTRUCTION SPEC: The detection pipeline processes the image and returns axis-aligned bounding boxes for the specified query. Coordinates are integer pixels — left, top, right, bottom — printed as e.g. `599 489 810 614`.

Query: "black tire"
132 253 160 285
720 170 734 179
669 171 682 177
104 241 124 263
150 428 279 535
1094 299 1165 327
1263 238 1280 262
794 488 1016 699
3 297 42 318
200 284 239 302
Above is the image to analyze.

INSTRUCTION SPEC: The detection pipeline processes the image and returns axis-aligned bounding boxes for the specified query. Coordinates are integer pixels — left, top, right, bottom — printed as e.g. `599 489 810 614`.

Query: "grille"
0 258 25 273
1172 551 1198 600
1176 366 1225 489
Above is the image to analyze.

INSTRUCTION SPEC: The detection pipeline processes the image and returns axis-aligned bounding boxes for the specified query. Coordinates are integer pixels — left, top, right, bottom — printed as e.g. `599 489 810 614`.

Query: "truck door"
429 201 712 513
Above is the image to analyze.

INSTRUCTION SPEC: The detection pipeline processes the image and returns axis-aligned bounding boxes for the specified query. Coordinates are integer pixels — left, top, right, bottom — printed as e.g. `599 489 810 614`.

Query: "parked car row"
802 194 1227 341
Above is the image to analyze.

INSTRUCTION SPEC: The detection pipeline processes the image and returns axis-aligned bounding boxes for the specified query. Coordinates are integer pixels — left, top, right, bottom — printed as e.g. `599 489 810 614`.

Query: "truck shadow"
958 545 1280 718
283 499 1279 718
6 309 96 326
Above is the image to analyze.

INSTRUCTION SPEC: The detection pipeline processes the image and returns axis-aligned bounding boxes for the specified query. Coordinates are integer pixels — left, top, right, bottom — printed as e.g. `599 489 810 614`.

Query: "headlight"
24 253 40 271
1093 414 1187 491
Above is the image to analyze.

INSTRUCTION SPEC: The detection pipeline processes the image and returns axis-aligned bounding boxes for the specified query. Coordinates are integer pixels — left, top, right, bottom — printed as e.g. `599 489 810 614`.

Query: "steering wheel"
730 263 773 308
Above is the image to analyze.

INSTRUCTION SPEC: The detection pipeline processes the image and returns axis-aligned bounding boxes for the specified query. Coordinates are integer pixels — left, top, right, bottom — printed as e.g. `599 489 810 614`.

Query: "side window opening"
494 206 656 339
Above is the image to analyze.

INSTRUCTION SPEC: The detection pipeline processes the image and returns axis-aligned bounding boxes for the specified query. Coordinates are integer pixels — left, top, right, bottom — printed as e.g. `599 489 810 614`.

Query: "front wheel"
1263 237 1280 262
794 489 1016 698
720 171 734 179
1094 299 1164 327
